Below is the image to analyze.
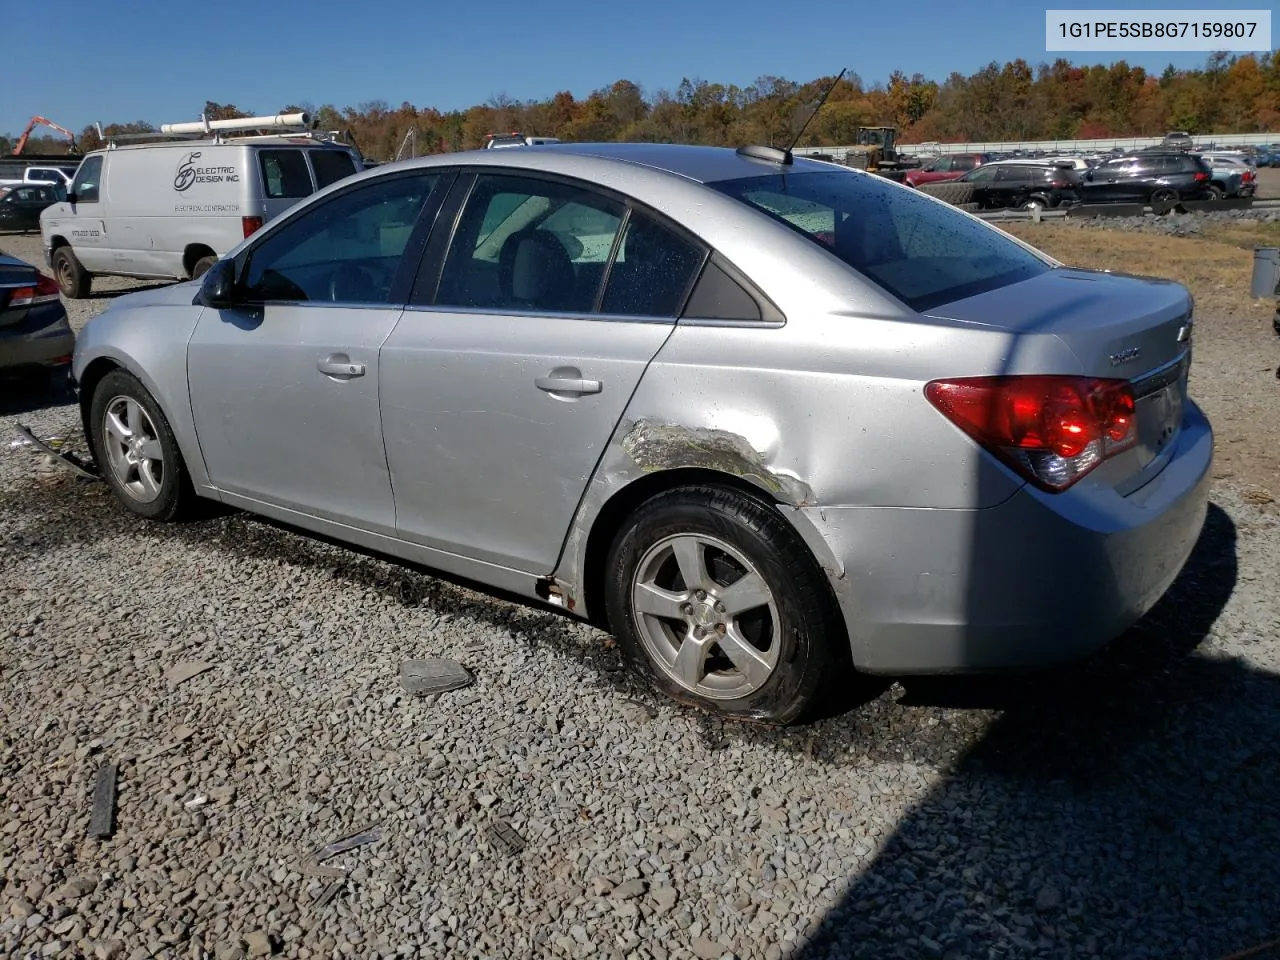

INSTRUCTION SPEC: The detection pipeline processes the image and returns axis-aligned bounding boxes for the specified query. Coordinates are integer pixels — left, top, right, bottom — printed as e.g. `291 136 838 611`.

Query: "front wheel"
89 369 196 522
52 246 91 299
604 486 839 725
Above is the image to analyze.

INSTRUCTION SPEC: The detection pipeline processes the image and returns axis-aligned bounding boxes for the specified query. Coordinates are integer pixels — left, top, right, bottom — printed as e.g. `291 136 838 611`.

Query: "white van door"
66 154 109 272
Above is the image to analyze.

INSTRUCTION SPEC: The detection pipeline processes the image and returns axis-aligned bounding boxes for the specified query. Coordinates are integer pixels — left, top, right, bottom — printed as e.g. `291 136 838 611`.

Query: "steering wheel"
327 263 378 303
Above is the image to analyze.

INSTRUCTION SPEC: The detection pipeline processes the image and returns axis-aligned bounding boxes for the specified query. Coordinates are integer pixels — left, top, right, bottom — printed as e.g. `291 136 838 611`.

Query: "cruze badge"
1109 346 1142 366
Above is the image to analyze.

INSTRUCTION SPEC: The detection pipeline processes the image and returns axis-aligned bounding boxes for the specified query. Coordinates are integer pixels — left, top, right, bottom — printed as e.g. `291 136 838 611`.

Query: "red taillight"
924 375 1138 491
1193 172 1209 181
7 274 60 307
242 215 264 238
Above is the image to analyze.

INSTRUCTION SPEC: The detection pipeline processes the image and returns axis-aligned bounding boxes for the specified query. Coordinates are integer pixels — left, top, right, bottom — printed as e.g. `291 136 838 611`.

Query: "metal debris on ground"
399 658 474 696
485 819 526 857
87 764 117 839
183 794 208 811
12 425 100 480
164 660 214 690
301 824 383 910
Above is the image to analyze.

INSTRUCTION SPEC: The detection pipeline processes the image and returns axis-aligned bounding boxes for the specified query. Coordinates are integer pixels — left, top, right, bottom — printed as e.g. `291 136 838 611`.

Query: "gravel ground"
1060 206 1280 239
2 233 1280 960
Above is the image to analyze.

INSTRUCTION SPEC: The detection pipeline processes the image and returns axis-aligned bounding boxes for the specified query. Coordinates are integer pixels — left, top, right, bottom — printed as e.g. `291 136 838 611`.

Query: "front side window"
310 149 358 190
259 150 313 199
240 172 439 304
711 170 1048 312
435 174 625 313
71 155 103 203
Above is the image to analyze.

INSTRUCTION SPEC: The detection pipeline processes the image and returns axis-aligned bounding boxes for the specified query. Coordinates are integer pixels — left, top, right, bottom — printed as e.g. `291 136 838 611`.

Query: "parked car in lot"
958 161 1082 210
0 253 74 387
70 143 1212 723
1199 155 1257 198
0 183 63 233
1079 152 1213 206
902 153 988 188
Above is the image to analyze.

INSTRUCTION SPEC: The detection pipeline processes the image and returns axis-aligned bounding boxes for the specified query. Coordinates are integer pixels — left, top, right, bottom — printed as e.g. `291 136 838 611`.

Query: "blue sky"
3 0 1262 135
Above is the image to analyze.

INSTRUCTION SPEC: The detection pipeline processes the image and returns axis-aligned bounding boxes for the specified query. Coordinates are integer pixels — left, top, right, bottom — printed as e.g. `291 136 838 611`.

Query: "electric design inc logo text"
173 152 240 192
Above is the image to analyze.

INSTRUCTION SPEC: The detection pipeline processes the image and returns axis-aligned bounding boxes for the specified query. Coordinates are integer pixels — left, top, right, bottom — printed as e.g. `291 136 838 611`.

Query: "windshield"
710 170 1048 312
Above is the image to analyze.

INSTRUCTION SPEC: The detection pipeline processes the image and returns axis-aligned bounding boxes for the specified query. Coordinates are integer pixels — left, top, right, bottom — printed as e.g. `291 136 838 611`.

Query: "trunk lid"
925 266 1193 493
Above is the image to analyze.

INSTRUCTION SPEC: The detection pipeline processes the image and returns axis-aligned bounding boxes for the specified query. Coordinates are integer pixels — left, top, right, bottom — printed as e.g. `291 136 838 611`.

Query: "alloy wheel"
102 396 165 503
630 533 780 700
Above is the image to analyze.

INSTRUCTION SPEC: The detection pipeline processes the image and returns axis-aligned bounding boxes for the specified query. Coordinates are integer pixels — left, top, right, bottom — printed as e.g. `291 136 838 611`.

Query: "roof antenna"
785 67 846 160
737 68 847 166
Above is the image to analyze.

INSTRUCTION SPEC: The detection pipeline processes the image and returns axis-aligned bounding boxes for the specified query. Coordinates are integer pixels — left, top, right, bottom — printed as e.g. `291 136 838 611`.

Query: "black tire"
604 485 838 725
1205 184 1225 201
89 369 196 522
1150 187 1179 214
52 246 91 299
191 255 218 279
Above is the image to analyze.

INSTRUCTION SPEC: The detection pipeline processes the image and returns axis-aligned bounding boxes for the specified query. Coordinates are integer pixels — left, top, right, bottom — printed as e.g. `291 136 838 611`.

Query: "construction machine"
12 116 79 155
841 126 911 180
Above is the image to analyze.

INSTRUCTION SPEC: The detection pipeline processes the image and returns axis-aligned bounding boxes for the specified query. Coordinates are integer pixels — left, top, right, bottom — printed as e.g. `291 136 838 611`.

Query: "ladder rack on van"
100 112 350 149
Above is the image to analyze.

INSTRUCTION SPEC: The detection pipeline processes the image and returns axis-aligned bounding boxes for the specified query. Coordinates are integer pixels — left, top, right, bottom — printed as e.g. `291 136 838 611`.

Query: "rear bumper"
811 400 1213 673
0 302 75 371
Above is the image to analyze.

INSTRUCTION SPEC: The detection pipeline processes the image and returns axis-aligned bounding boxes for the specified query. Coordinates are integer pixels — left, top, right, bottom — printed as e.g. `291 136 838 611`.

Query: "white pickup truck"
0 164 79 191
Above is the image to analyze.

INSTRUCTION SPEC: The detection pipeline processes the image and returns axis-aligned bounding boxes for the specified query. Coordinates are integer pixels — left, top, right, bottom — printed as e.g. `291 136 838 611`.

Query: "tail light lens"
925 375 1138 492
1193 171 1210 181
7 274 60 307
242 215 264 238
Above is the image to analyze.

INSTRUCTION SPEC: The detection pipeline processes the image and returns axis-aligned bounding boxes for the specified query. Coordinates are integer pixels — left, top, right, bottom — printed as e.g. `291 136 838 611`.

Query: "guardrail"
973 197 1280 222
794 133 1280 159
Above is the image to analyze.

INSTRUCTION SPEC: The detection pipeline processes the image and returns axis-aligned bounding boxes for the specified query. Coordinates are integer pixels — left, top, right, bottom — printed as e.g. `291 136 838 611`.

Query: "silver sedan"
70 143 1212 724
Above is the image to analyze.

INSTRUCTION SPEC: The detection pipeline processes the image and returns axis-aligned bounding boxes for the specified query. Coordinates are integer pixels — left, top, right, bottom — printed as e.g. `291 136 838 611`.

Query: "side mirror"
1084 170 1094 182
197 259 237 309
923 164 936 172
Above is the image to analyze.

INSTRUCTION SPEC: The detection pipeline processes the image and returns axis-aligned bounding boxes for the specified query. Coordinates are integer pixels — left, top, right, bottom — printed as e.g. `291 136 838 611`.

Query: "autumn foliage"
6 54 1280 160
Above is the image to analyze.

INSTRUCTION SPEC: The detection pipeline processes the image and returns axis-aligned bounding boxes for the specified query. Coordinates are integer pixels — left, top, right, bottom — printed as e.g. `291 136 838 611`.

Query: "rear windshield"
310 149 357 189
710 170 1048 312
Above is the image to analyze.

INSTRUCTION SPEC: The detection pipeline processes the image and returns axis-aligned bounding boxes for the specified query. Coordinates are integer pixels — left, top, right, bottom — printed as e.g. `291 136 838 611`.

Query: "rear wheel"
604 486 838 725
1150 187 1179 214
191 255 218 279
52 247 91 299
1204 184 1225 201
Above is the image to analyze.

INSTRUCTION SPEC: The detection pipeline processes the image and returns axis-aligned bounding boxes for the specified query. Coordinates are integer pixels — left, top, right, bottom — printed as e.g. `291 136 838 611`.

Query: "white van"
40 114 362 298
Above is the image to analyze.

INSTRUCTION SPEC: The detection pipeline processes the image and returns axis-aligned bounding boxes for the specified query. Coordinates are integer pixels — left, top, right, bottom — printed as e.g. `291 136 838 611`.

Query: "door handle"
318 356 366 378
535 375 602 395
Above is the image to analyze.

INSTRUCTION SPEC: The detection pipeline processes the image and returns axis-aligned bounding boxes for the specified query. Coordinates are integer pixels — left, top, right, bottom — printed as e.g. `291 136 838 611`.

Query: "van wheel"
191 256 218 279
52 247 91 299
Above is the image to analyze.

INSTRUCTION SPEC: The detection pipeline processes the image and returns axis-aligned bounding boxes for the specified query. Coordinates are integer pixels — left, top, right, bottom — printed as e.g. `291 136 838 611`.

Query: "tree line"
5 52 1280 161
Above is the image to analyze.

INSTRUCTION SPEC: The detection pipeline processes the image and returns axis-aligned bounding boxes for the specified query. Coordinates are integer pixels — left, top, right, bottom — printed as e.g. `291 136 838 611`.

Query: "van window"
70 155 103 203
259 150 313 199
309 150 357 190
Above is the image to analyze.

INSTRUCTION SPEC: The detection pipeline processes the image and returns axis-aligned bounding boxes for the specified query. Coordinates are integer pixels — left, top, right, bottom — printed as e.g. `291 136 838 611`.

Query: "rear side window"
600 210 705 317
711 170 1048 312
310 150 357 190
952 157 978 172
259 150 313 199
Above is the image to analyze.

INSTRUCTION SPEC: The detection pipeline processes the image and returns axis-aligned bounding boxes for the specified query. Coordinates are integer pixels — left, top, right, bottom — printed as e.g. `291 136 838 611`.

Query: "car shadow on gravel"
785 503 1280 960
0 372 75 417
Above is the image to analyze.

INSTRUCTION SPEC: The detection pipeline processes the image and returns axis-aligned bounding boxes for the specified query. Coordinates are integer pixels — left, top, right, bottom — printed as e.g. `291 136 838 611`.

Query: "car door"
961 165 999 207
380 171 707 572
187 169 449 534
64 155 109 270
1081 159 1128 202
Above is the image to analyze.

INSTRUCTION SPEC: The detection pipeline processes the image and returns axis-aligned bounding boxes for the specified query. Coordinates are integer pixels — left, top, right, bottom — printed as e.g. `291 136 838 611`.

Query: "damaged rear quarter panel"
554 312 1074 620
